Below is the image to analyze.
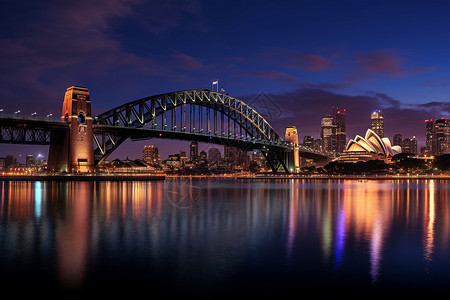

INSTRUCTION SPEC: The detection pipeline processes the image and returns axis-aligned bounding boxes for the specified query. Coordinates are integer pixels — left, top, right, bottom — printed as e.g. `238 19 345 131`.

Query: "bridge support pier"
48 86 94 173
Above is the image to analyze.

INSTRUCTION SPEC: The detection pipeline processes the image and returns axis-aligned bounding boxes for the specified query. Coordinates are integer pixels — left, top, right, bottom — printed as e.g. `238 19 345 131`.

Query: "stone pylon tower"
285 126 300 173
48 86 94 172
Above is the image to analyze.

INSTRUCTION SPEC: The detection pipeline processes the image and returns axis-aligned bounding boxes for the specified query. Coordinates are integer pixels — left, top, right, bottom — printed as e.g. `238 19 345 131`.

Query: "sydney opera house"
339 129 402 163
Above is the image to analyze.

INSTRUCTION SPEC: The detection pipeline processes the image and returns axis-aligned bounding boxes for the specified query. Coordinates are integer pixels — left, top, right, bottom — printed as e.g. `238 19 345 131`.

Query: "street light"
15 110 20 116
47 113 52 120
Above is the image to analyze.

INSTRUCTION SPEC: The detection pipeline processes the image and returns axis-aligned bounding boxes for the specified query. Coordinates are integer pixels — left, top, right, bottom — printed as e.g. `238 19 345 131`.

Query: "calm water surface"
1 178 450 296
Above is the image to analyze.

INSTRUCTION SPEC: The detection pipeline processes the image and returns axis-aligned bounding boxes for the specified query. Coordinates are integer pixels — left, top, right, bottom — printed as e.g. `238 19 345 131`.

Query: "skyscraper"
425 118 450 156
321 115 337 153
371 110 384 138
333 106 346 154
425 119 434 155
434 118 450 156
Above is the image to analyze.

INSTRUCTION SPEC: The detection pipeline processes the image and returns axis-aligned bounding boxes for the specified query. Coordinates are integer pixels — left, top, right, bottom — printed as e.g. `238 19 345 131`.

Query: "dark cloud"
241 71 301 83
258 48 335 71
346 49 435 82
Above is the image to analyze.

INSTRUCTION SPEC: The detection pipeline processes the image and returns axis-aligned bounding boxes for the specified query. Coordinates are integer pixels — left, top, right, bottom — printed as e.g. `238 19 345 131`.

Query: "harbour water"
1 177 450 296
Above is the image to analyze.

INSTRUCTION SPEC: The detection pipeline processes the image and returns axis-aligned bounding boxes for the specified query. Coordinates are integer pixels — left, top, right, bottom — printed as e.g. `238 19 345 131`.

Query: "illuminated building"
303 136 314 149
401 137 418 155
371 110 384 138
321 115 337 153
434 118 450 156
425 119 434 155
143 145 159 164
26 155 35 166
190 141 199 161
333 106 347 154
425 118 450 156
339 129 401 163
224 146 236 162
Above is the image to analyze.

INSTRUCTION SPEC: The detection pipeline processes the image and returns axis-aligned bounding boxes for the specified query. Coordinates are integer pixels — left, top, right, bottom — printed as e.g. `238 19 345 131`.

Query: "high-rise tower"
321 115 337 153
371 110 384 138
333 106 346 154
425 118 450 156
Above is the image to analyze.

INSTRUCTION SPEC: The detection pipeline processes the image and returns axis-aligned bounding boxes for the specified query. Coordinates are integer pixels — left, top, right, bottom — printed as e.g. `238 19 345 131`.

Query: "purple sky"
1 0 450 162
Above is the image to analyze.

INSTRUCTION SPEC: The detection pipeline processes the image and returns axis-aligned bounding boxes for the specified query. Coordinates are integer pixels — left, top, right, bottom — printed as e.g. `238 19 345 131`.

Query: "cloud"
258 48 335 71
347 49 435 81
285 53 335 71
239 87 437 147
0 0 200 115
132 0 208 35
241 71 301 83
171 50 204 70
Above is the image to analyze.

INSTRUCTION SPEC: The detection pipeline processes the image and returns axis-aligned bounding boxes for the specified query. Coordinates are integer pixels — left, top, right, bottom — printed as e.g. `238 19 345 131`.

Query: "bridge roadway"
0 116 327 161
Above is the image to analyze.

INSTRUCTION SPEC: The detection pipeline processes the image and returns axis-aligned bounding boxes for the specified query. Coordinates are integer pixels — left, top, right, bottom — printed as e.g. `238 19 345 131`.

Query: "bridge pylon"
285 126 300 173
48 86 94 172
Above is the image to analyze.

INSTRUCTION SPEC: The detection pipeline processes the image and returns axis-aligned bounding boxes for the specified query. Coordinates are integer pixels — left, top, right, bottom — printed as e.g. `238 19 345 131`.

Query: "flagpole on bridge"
212 79 218 92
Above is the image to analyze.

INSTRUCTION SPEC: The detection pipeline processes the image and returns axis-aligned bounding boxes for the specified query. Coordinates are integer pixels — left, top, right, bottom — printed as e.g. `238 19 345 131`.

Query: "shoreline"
236 174 450 180
0 173 449 181
0 174 166 181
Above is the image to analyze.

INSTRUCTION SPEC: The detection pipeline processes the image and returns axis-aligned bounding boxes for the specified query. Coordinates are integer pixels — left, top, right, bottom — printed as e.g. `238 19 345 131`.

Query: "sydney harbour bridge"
0 86 328 173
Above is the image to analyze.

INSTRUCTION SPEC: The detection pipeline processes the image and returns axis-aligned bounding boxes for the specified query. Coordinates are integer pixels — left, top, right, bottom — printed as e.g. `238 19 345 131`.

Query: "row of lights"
0 109 53 119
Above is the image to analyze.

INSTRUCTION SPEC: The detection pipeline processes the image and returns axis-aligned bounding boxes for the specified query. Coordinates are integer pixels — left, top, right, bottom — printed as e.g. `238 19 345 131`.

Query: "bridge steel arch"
93 90 292 172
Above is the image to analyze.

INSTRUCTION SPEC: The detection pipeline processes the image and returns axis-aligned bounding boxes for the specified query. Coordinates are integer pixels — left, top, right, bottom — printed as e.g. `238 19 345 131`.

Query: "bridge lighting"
31 112 37 116
15 110 20 115
47 113 52 119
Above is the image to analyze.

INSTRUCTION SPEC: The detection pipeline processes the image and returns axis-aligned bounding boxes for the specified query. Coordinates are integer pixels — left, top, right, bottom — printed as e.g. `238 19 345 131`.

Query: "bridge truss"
93 90 293 172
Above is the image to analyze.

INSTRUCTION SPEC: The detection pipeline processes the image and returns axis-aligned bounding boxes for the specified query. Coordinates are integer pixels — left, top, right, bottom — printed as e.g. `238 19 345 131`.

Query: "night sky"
1 0 450 162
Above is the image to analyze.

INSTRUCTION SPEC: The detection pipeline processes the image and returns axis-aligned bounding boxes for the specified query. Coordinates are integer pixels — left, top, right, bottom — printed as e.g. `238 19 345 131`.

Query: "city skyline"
2 0 450 160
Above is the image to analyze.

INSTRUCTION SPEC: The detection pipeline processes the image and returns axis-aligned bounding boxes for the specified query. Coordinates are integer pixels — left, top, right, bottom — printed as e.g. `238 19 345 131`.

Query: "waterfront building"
371 110 384 138
339 129 401 163
143 145 159 164
5 155 16 169
26 155 35 166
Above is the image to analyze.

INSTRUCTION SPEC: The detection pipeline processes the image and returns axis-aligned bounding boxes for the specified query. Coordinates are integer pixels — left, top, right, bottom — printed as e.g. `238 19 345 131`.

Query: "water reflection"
0 178 449 294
